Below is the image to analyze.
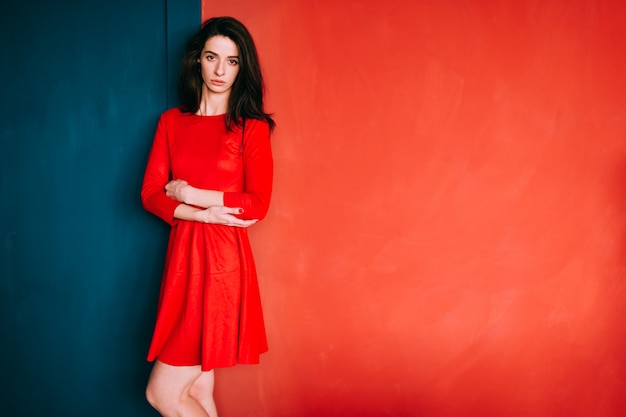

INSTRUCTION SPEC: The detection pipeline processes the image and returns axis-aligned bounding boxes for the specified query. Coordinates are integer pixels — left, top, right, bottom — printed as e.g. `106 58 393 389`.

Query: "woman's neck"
197 90 229 116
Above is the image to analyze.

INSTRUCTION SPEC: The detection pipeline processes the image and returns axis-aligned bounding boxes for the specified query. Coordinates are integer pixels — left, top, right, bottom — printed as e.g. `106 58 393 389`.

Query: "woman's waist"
171 220 249 236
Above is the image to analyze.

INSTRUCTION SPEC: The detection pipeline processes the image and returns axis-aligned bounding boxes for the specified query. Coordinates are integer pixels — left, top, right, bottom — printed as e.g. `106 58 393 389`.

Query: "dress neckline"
193 113 226 119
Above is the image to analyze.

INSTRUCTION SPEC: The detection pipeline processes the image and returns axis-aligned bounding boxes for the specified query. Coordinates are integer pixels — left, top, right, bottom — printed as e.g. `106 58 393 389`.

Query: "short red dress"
141 108 272 371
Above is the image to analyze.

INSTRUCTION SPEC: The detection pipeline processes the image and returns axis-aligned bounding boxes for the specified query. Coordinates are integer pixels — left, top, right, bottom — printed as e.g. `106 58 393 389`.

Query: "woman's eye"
228 59 239 65
206 55 215 61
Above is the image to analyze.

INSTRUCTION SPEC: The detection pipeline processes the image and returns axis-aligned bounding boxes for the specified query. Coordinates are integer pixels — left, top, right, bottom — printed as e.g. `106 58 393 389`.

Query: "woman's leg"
189 370 218 417
146 361 218 417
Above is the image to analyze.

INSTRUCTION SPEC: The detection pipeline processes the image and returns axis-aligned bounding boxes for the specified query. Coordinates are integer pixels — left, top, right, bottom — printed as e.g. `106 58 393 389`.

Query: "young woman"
141 17 275 417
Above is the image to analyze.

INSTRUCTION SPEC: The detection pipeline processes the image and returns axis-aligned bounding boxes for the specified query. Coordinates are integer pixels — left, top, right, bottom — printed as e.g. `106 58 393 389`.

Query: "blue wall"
0 1 198 415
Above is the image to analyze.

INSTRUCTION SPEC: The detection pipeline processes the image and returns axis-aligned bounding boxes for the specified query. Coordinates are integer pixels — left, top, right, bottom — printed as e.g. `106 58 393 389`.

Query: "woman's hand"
165 179 191 203
196 206 258 228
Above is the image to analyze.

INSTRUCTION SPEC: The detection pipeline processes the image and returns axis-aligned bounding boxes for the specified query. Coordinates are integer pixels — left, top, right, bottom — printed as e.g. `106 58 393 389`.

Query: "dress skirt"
146 220 268 371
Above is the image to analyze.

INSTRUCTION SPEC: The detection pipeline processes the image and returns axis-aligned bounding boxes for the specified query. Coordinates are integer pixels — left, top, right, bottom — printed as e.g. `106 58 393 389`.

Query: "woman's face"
197 35 240 97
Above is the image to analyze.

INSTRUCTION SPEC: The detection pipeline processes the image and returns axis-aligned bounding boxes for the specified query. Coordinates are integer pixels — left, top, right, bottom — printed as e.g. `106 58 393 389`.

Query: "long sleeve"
223 119 273 220
141 112 181 226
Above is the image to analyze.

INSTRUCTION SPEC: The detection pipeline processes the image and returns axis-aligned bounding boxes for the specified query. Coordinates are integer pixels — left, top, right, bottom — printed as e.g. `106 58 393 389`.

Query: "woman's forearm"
173 203 205 222
173 202 258 227
186 187 224 208
165 180 224 209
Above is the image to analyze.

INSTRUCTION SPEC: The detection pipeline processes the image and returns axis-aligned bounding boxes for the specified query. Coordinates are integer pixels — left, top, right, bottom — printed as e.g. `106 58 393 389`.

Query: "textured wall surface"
0 1 198 416
203 1 626 416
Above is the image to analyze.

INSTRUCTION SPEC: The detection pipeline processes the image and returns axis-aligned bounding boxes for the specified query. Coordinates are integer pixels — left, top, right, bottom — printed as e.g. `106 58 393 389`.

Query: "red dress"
141 108 272 371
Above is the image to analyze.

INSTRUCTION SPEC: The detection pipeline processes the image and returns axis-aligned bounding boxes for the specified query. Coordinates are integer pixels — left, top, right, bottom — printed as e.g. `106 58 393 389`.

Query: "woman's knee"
145 381 159 408
146 379 165 410
189 371 215 401
146 376 182 414
146 362 207 414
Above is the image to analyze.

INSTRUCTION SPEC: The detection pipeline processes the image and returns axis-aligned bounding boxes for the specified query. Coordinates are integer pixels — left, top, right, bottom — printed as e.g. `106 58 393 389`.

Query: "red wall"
203 1 626 416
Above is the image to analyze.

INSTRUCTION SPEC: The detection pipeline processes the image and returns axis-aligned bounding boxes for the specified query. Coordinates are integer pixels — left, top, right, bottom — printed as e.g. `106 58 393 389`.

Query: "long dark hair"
178 17 275 132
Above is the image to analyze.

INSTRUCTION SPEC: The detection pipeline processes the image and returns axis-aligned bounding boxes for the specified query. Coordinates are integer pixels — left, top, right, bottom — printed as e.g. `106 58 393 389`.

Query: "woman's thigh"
147 361 204 402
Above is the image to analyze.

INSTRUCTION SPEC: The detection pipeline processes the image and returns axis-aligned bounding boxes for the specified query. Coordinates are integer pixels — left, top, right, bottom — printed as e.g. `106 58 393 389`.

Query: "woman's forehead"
204 35 239 55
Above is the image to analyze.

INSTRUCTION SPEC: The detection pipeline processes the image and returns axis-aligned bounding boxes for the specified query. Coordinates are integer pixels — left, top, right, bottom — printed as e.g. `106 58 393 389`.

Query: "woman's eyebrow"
205 50 239 59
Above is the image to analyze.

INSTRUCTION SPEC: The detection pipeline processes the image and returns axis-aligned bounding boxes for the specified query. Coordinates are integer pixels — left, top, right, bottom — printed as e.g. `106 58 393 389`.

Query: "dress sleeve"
141 112 181 226
223 119 273 220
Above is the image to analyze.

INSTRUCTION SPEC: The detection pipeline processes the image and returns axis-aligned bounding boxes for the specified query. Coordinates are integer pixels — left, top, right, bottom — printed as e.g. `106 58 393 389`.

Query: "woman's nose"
214 61 225 76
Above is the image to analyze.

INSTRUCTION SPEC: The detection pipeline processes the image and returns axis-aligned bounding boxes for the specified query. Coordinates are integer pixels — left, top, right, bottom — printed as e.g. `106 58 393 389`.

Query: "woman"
141 16 275 417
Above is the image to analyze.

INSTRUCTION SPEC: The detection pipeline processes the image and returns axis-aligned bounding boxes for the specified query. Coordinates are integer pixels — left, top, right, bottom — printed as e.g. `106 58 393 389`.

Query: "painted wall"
203 1 626 416
0 1 198 416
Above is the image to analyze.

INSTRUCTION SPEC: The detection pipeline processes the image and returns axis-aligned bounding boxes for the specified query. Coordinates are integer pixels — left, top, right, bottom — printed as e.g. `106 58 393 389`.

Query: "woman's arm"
174 203 258 227
141 111 259 227
164 120 273 220
165 180 224 207
141 112 182 226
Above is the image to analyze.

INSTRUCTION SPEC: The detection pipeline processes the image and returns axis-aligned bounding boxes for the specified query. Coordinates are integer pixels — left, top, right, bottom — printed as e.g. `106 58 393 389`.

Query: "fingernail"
239 209 244 214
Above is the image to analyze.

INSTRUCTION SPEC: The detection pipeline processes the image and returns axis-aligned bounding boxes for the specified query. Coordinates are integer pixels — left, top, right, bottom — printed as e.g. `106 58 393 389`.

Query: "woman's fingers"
206 206 258 227
232 218 258 228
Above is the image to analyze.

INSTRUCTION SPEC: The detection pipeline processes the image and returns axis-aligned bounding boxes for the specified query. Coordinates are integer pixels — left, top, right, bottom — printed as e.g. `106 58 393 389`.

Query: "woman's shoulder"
160 106 188 120
157 107 202 130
